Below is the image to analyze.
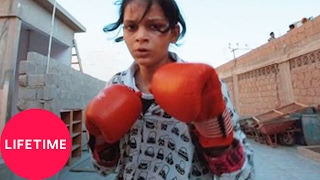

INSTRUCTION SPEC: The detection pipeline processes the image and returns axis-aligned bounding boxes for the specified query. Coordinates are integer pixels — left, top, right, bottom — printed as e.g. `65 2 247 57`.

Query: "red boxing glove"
85 84 142 144
150 63 233 148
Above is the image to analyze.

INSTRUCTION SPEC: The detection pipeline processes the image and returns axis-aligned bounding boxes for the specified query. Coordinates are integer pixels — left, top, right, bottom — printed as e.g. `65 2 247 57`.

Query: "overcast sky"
56 0 320 81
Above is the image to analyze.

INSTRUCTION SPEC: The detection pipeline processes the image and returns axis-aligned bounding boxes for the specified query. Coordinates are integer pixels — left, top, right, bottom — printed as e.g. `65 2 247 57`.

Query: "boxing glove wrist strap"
88 134 120 167
194 108 234 147
94 146 120 167
93 142 120 167
203 139 245 177
202 144 232 157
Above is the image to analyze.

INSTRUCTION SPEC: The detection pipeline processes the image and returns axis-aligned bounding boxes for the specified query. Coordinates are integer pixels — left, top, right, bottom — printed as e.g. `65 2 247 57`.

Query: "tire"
279 133 295 146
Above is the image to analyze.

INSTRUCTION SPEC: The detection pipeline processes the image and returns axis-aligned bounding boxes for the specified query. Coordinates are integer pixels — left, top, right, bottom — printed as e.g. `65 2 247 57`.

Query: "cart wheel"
279 133 295 146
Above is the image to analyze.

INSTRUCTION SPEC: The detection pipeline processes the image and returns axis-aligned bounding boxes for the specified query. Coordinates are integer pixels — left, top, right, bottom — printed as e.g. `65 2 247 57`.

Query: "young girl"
85 0 255 179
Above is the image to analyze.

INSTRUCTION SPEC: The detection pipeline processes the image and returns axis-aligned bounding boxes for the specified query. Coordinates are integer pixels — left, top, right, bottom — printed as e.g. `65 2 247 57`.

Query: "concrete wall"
17 52 106 117
217 15 320 117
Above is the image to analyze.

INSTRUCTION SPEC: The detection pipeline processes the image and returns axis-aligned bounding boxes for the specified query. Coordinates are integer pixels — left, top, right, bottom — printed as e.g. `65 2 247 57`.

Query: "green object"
302 114 320 146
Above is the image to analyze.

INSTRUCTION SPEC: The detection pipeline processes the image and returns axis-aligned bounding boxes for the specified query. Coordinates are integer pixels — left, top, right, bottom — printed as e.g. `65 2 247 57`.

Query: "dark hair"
270 32 274 36
103 0 186 43
289 24 295 29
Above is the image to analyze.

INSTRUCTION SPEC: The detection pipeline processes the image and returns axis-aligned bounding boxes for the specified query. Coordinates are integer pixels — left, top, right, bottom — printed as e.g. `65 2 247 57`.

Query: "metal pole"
46 0 57 74
231 48 237 60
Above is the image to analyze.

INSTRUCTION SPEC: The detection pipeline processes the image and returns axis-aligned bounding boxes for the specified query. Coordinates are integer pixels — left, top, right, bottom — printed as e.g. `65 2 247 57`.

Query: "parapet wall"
217 15 320 117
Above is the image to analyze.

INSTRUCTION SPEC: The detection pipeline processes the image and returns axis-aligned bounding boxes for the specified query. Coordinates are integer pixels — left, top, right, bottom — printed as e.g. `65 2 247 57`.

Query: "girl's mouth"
135 48 150 57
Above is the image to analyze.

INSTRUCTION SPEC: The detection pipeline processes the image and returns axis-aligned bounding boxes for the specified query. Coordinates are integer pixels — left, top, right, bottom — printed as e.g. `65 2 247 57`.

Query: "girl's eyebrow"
145 17 166 21
124 17 167 24
123 20 136 24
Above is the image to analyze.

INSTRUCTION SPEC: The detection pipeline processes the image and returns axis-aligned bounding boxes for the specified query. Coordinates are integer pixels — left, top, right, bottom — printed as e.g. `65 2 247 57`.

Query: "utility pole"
228 43 253 63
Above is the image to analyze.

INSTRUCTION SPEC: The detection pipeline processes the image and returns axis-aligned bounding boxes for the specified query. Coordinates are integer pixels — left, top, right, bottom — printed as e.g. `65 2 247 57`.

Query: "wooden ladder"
71 39 83 72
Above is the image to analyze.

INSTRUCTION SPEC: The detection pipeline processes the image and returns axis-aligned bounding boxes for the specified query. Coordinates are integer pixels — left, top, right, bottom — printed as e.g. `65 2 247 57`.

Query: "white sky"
57 0 320 81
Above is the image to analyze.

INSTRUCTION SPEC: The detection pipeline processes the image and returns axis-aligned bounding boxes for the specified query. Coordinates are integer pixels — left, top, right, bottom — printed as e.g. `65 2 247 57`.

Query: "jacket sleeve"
201 80 255 180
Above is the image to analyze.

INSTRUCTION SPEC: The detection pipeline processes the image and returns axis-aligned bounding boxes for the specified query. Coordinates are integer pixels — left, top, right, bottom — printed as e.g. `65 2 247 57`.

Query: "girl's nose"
135 27 149 42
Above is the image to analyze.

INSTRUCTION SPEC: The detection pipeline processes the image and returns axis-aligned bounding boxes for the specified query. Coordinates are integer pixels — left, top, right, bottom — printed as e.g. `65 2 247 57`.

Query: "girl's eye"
150 23 169 31
150 24 159 30
124 24 137 31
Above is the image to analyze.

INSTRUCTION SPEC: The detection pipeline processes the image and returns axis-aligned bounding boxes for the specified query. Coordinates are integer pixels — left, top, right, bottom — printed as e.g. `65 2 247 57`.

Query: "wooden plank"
272 109 284 115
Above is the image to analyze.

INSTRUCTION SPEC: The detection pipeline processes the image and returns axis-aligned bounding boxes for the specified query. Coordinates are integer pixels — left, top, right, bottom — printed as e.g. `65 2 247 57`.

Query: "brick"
304 21 313 30
301 89 307 96
306 27 314 37
295 96 302 103
27 52 46 63
18 87 37 100
44 101 53 111
283 35 292 46
297 28 306 37
28 74 45 87
44 74 57 86
313 96 320 104
312 29 319 36
297 33 306 41
307 89 316 96
16 99 26 111
312 21 320 32
303 80 311 88
316 88 320 96
17 99 44 111
311 79 320 87
293 89 300 96
304 74 313 82
19 61 36 75
291 35 299 44
18 74 28 87
36 88 44 100
292 81 297 88
311 69 320 78
305 97 314 104
307 65 316 71
43 85 56 100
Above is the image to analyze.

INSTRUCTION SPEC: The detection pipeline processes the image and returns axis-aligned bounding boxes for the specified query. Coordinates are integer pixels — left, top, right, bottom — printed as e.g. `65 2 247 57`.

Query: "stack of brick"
17 52 106 117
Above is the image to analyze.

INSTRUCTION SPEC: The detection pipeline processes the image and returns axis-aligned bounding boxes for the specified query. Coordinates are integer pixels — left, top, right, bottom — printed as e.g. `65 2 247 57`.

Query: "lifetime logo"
4 139 67 150
0 109 72 179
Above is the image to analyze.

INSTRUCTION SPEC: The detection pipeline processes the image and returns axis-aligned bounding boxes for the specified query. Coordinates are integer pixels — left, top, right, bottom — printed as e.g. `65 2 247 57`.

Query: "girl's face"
123 0 179 68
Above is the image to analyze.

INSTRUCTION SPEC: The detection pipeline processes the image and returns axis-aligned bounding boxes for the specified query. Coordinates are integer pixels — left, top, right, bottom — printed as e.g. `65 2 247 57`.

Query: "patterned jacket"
89 52 255 180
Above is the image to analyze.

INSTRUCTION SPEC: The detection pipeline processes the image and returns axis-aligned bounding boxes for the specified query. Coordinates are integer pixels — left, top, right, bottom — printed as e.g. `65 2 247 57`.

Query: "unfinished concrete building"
0 0 102 179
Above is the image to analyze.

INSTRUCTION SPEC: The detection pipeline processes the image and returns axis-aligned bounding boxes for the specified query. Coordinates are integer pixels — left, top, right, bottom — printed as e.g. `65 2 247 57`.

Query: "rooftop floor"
59 139 320 180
